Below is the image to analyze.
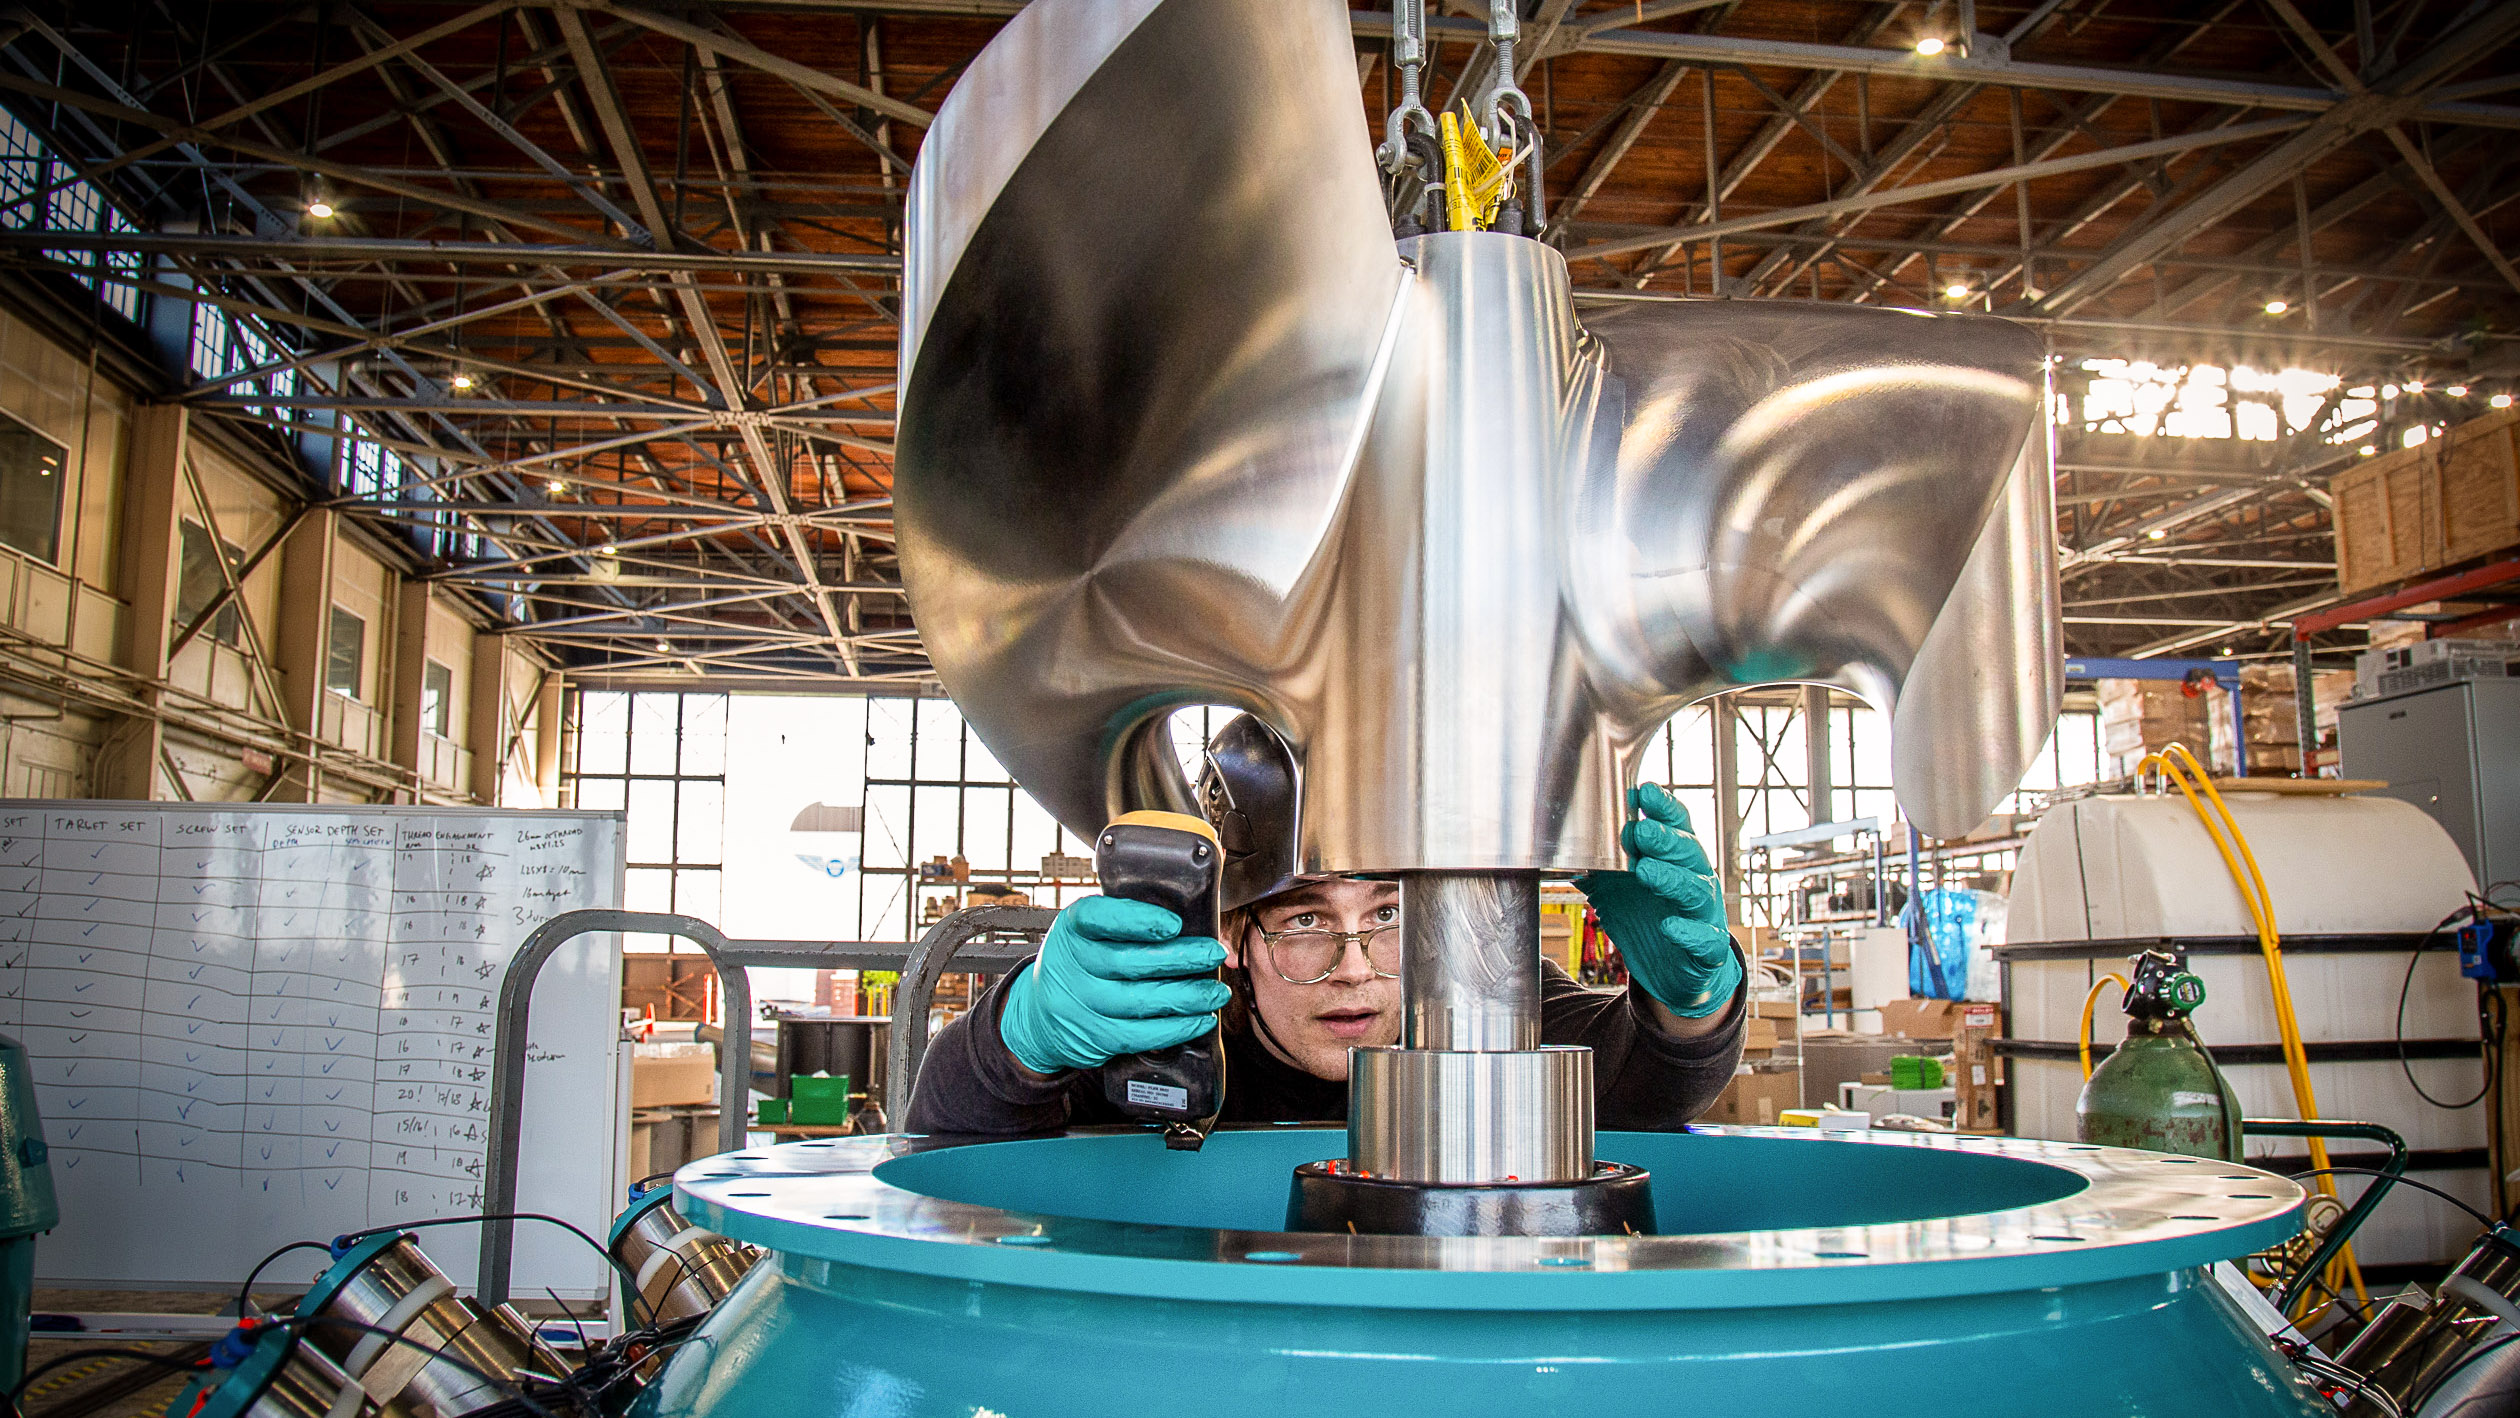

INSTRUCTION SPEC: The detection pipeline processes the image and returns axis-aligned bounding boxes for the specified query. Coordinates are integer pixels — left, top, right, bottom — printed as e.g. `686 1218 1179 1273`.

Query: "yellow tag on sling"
1438 107 1512 231
1451 102 1501 226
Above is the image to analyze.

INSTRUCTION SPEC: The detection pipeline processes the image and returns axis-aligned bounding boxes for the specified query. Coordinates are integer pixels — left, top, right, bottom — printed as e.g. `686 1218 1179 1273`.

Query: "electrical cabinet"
2337 675 2520 895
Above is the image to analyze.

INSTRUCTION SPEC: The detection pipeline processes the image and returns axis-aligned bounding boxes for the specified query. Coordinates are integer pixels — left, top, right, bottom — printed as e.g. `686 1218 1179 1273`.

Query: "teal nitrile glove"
1574 784 1744 1017
997 894 1233 1075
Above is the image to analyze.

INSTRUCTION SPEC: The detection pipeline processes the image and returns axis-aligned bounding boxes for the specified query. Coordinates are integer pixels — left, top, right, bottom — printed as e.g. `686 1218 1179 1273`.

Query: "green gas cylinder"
0 1032 58 1391
2076 951 2243 1162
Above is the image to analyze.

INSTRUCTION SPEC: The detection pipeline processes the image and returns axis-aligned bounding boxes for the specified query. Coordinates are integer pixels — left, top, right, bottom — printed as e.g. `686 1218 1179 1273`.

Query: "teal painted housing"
638 1129 2331 1417
0 1033 54 1392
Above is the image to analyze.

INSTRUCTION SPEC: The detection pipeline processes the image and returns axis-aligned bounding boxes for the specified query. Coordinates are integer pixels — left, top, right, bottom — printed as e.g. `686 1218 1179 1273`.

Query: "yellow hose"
2079 973 2129 1080
2136 743 2366 1307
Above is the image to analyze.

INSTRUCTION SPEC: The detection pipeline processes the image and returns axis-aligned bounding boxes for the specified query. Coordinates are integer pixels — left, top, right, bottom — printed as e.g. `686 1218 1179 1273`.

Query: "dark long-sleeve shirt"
904 955 1745 1136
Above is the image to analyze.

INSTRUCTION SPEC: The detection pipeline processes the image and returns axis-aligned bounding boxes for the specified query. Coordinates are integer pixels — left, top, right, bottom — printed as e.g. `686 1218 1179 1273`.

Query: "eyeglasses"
1253 923 1400 985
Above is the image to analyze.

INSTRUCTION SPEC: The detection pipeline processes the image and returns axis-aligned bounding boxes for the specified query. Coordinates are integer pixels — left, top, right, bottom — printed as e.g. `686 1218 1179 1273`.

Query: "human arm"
1538 958 1744 1129
901 966 1089 1135
902 895 1230 1134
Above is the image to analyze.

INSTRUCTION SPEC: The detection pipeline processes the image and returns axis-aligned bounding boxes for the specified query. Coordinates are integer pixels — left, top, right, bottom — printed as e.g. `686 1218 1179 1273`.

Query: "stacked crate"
2332 406 2520 594
2096 678 2217 779
2203 664 2356 776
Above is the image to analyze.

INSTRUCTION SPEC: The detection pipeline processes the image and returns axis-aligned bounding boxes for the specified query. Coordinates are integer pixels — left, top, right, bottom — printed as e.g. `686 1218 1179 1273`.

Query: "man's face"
1226 877 1402 1081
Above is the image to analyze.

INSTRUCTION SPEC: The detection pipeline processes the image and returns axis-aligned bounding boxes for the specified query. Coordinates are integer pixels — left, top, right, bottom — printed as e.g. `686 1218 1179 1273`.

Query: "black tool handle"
1092 812 1227 1150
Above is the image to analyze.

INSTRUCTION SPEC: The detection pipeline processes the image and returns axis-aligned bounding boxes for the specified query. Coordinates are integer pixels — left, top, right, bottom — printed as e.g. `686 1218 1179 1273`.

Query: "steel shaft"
1399 872 1541 1051
1348 870 1591 1185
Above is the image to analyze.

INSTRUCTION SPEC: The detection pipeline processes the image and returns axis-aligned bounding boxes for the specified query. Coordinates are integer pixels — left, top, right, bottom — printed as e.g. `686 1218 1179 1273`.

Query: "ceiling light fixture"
449 371 477 392
1944 281 1970 300
546 479 567 495
2406 380 2427 393
2358 445 2377 456
2495 393 2515 409
1914 36 1946 55
2263 299 2288 315
2146 528 2167 541
306 198 335 220
598 543 618 556
2449 385 2471 397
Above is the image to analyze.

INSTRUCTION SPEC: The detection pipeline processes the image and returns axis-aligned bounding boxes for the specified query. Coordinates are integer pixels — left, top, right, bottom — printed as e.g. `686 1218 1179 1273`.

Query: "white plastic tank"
2010 791 2475 942
2006 790 2485 1265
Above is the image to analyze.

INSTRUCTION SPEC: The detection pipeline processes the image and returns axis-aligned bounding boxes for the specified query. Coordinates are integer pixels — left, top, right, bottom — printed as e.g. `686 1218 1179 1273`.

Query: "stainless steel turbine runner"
895 0 2060 1198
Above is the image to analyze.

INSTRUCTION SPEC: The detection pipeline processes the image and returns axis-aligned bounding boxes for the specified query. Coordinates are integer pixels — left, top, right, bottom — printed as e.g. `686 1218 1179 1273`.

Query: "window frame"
0 406 68 566
325 604 365 700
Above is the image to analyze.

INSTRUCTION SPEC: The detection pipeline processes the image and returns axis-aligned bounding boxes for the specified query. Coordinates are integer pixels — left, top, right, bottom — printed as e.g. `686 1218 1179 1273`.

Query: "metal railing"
477 904 1053 1305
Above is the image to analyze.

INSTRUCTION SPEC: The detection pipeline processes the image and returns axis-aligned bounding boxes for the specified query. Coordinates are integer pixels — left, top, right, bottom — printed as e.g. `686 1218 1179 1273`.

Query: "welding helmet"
1196 714 1304 911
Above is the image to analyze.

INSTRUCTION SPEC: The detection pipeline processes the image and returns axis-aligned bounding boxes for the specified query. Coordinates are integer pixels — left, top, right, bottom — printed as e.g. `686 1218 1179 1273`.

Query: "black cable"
2288 1268 2373 1327
288 1315 557 1418
234 1240 332 1321
540 1289 588 1356
2400 905 2492 1109
32 1342 213 1418
330 1213 647 1318
2289 1166 2498 1228
6 1349 207 1417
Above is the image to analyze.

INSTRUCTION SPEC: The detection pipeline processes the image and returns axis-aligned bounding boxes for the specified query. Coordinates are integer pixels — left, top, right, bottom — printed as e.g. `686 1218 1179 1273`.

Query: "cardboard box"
1707 1067 1802 1127
1878 997 1963 1040
629 1105 718 1181
632 1043 717 1107
1745 1017 1779 1052
1952 1001 2002 1131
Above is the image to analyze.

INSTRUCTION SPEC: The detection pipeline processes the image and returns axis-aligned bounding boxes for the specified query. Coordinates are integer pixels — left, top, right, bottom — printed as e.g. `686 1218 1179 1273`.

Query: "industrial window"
173 520 242 647
325 606 364 698
188 310 297 424
0 408 66 563
422 660 452 739
0 108 144 324
855 694 1101 944
567 690 726 946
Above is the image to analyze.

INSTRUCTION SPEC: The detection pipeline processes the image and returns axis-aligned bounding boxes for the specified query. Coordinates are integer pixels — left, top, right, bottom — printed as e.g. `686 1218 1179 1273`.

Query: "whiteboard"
0 803 625 1297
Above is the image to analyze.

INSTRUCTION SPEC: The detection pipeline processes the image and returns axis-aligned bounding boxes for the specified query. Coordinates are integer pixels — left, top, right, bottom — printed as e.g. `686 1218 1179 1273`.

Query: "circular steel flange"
669 1125 2308 1311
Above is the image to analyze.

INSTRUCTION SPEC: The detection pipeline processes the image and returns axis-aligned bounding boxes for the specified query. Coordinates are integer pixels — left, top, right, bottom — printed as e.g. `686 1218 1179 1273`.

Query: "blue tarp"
1905 888 1987 1000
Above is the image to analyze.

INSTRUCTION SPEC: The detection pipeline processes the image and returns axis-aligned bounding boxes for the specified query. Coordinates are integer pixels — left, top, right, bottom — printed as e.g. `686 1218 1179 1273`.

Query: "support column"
390 581 431 802
1711 692 1743 924
270 508 336 802
1802 684 1834 828
469 634 511 805
2291 633 2319 778
533 674 564 803
107 404 186 800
